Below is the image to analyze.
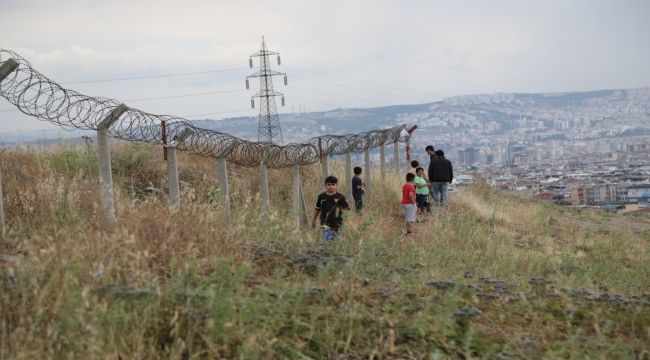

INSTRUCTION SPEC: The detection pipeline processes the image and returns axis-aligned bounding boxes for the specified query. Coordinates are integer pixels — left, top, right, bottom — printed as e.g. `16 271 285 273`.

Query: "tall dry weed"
1 142 649 358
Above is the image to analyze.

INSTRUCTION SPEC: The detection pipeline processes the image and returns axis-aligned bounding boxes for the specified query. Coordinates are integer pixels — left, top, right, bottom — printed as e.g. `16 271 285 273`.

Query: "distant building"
627 184 650 204
587 184 617 204
616 187 629 203
571 188 587 205
570 184 616 205
458 147 479 166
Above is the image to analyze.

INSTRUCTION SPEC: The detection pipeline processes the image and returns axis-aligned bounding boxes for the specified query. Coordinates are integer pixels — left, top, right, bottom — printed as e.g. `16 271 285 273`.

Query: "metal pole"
260 162 270 213
217 157 230 212
405 138 411 173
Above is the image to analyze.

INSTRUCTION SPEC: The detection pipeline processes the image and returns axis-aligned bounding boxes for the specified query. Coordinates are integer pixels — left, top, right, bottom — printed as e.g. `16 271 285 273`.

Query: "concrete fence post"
166 146 180 209
364 149 371 197
292 165 302 229
393 142 400 172
0 170 5 241
165 128 193 210
217 157 230 212
345 152 352 200
321 154 329 181
0 58 19 239
96 104 127 230
380 144 386 180
259 162 270 213
0 58 19 82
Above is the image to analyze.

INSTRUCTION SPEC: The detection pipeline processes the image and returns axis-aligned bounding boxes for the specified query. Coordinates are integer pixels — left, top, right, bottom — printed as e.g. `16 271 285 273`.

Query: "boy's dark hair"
425 145 435 152
415 166 424 172
353 166 362 175
410 160 419 168
406 173 415 181
324 175 338 184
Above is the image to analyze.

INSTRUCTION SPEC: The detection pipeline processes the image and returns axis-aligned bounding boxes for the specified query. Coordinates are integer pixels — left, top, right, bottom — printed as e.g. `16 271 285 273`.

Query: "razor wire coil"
0 49 406 168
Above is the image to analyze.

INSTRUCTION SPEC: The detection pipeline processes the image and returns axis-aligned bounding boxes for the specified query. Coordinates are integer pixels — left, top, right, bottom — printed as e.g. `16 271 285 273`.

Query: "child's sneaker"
321 227 338 241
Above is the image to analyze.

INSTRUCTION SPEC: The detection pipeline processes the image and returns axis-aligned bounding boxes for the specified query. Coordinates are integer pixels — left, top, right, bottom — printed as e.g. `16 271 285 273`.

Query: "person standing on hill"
428 149 453 206
351 166 365 214
312 176 350 241
401 172 417 236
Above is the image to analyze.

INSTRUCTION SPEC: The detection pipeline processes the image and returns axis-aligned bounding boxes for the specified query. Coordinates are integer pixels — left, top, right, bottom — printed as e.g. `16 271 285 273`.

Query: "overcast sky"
1 0 649 133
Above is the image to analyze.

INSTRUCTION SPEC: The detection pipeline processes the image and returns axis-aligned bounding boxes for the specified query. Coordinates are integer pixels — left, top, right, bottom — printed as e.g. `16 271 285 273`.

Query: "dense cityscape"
4 87 650 212
400 88 650 211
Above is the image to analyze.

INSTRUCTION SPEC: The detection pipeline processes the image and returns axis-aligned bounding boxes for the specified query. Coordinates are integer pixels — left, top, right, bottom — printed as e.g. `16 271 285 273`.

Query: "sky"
1 0 649 133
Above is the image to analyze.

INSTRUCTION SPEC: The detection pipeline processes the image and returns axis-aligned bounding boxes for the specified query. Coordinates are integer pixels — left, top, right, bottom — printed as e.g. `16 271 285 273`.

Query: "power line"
288 85 385 107
181 108 252 118
62 68 248 85
286 65 447 99
290 73 432 104
288 96 342 109
125 89 245 102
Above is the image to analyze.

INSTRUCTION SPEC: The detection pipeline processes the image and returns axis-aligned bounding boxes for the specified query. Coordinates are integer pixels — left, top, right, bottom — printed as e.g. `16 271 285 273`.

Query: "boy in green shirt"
414 167 431 215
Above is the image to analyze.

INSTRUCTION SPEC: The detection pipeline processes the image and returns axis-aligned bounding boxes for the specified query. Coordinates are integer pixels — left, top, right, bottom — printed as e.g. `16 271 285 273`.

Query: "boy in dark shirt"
351 166 365 214
312 175 351 241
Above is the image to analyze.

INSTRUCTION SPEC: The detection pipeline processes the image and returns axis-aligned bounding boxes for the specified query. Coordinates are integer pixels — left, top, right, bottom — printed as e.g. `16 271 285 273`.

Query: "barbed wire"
0 49 407 168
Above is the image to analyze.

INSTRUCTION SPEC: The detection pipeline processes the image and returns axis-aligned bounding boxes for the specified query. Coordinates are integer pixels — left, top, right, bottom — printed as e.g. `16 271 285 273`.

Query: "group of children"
400 161 437 237
311 158 439 240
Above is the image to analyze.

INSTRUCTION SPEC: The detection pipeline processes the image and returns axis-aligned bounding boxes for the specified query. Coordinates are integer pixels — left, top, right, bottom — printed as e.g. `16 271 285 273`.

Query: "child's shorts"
401 204 417 222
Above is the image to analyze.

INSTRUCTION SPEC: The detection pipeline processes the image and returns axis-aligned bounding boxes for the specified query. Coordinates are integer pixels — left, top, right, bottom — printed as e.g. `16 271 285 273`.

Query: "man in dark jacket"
425 145 436 209
428 149 453 206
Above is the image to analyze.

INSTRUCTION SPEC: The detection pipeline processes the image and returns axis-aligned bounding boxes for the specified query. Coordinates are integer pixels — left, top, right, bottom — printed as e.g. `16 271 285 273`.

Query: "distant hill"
2 88 648 152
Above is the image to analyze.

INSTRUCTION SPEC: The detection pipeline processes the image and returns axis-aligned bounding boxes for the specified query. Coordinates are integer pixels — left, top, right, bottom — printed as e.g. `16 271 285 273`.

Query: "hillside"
1 143 649 358
4 87 649 154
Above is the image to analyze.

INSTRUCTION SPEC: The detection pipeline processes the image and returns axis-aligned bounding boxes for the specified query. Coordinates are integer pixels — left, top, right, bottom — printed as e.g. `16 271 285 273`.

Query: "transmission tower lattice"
246 36 288 144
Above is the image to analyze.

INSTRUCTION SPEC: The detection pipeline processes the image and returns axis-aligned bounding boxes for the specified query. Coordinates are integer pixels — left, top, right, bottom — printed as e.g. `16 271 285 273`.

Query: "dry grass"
1 143 649 358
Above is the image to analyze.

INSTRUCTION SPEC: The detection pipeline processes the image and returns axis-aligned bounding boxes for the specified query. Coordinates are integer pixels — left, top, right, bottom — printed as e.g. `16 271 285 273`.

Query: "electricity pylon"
246 36 288 144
